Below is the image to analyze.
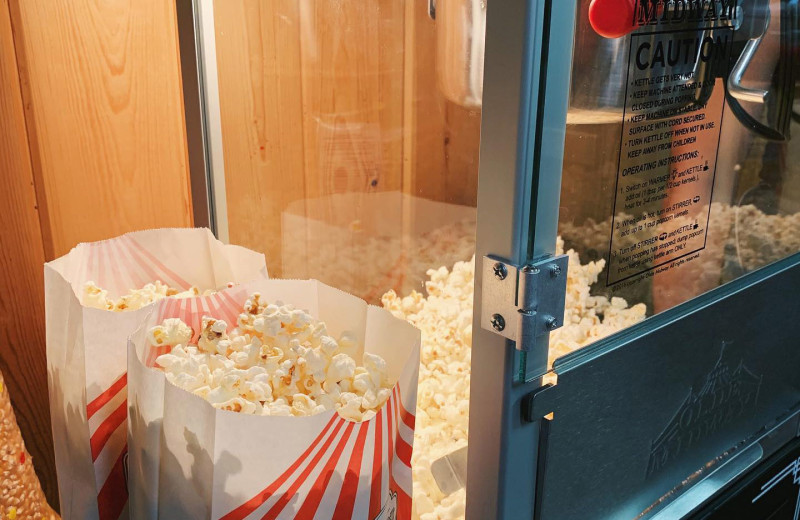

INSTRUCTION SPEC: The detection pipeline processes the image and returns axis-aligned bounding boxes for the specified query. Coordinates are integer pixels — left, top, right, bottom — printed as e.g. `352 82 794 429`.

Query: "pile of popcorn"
284 218 477 304
82 281 214 312
548 238 648 361
559 203 800 283
148 295 393 422
725 205 800 272
0 370 59 520
382 238 647 520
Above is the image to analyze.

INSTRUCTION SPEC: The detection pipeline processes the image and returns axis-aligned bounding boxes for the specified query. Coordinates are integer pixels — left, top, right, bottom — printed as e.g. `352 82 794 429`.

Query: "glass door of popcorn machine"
479 1 800 519
175 0 800 519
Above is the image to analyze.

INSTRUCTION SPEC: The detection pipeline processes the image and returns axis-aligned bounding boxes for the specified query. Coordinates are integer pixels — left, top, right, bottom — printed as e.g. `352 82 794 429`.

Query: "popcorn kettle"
572 0 798 143
430 0 487 108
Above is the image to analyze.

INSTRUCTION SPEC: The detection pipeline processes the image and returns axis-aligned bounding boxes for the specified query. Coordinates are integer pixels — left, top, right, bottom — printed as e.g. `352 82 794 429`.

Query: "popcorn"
281 215 477 304
147 318 193 348
198 318 228 354
327 354 356 383
81 280 216 312
382 239 647 520
559 203 800 288
266 398 292 416
148 298 394 422
0 370 59 520
82 282 112 310
291 394 317 416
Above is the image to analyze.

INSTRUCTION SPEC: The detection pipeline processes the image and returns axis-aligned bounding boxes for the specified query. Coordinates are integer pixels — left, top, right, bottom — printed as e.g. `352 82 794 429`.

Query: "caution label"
606 26 733 285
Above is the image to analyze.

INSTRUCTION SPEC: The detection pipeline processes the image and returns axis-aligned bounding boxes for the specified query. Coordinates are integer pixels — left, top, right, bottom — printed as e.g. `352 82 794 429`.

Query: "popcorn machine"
175 0 800 518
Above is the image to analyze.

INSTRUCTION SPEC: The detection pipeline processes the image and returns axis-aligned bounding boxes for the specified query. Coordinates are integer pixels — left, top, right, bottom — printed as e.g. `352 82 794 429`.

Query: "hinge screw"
491 314 506 331
549 264 562 277
522 265 539 275
545 316 558 330
493 262 508 280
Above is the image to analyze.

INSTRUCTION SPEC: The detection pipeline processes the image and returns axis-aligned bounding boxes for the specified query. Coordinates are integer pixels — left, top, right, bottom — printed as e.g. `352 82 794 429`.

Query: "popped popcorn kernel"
198 317 228 354
82 281 113 310
82 280 216 312
148 318 193 348
147 298 394 422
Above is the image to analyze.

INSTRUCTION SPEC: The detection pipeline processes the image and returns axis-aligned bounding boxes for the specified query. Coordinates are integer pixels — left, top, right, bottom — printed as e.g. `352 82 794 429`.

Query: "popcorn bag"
127 279 421 520
44 228 268 520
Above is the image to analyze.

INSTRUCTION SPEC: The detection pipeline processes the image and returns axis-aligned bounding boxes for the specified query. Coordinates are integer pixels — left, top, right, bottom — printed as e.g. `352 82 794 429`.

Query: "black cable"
724 0 798 141
725 85 788 141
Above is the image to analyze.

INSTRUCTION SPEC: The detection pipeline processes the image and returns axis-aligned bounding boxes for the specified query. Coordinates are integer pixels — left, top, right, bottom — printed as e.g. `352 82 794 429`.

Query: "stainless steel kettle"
570 0 732 122
431 0 487 108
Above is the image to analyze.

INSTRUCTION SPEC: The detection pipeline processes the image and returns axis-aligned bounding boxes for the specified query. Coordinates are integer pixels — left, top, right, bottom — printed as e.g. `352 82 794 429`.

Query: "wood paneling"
214 0 406 276
298 0 405 198
403 0 447 199
216 0 481 276
405 0 481 206
0 0 57 508
213 0 307 277
10 0 193 259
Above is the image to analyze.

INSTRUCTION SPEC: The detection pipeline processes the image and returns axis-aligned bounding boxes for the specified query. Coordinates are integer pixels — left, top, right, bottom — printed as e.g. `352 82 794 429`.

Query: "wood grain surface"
298 0 405 199
10 0 194 259
405 0 481 206
215 0 409 277
215 0 481 277
213 0 307 277
0 0 57 508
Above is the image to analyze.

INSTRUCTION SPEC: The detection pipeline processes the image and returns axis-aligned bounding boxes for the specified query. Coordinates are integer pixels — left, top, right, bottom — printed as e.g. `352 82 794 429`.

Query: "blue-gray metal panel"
537 255 800 520
466 0 576 517
467 0 542 515
521 0 577 380
653 407 800 519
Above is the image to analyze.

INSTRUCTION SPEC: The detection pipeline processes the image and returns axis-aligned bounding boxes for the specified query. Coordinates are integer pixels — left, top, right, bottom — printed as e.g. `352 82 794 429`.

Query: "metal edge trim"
195 0 229 243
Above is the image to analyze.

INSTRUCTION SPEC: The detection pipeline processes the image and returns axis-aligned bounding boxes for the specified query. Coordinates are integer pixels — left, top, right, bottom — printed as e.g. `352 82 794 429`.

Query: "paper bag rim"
44 227 267 307
130 278 421 425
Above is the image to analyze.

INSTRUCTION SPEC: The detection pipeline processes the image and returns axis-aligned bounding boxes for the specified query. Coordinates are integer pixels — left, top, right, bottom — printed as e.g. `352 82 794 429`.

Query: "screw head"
545 316 558 330
493 262 508 280
550 264 562 277
522 265 540 275
491 314 506 332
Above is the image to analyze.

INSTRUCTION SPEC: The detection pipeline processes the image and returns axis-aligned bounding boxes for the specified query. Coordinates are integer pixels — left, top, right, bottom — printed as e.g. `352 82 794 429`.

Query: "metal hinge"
480 254 568 351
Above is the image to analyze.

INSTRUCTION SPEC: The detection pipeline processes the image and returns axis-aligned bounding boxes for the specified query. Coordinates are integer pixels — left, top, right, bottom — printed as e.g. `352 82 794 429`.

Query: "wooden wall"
0 0 54 506
404 0 482 207
1 0 193 508
214 0 482 276
10 0 194 259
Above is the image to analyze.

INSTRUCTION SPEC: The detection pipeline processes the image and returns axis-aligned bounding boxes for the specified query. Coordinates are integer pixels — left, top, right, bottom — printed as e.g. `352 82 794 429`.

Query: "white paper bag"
45 228 268 520
127 279 421 520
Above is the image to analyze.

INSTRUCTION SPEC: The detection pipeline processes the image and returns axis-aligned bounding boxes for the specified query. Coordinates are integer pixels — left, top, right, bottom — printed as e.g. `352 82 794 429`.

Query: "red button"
589 0 638 39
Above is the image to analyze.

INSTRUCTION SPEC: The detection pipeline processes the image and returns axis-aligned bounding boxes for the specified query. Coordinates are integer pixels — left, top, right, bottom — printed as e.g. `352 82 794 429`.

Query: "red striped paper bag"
45 228 268 520
127 279 421 520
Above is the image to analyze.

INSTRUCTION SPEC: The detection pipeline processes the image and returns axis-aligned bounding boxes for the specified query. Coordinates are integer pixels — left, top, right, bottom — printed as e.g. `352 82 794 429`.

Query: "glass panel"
556 0 800 365
211 0 480 301
205 2 483 519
